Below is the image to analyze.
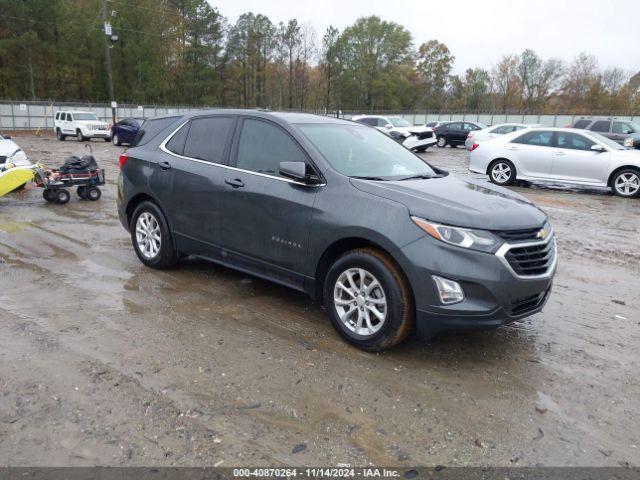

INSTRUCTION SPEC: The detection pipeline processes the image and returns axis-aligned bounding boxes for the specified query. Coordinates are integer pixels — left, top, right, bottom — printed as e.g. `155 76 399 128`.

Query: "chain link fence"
1 100 638 132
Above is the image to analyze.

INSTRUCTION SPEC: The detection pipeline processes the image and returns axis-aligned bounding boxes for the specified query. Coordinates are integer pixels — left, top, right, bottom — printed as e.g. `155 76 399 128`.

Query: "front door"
218 117 320 290
549 131 610 184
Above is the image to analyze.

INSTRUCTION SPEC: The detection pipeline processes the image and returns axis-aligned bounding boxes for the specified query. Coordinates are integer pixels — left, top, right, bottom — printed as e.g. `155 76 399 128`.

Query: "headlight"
411 216 503 253
624 137 634 147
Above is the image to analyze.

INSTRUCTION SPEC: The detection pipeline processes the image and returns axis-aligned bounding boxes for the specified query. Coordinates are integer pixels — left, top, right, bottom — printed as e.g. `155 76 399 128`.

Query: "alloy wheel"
333 268 387 337
135 212 162 259
614 172 640 197
491 162 511 184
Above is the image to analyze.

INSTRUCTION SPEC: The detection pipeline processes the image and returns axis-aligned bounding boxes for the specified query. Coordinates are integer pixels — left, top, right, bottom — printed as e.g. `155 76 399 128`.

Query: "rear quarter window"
133 116 180 146
590 120 611 133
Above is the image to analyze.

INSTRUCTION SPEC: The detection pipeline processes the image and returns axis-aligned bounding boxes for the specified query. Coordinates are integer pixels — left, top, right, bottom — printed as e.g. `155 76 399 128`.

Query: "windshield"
589 132 626 150
298 124 437 179
628 122 640 133
389 117 411 127
73 113 99 121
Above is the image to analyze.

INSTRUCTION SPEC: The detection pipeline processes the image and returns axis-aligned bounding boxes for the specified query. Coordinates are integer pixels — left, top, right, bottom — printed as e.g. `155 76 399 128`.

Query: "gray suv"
117 110 557 351
570 118 640 145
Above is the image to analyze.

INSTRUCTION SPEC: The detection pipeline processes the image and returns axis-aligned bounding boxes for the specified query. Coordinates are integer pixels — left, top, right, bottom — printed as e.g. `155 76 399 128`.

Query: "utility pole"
101 0 116 124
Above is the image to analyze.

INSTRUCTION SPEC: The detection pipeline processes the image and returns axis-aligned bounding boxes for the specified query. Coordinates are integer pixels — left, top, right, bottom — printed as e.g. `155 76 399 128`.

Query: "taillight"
118 152 130 169
471 143 479 151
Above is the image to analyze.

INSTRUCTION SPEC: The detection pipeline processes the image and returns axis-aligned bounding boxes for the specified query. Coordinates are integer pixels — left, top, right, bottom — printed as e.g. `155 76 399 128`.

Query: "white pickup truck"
54 111 111 142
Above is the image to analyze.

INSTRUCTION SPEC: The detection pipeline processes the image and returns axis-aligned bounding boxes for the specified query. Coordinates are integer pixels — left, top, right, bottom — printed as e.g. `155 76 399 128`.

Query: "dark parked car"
117 110 556 351
111 117 144 146
569 118 640 146
433 121 486 147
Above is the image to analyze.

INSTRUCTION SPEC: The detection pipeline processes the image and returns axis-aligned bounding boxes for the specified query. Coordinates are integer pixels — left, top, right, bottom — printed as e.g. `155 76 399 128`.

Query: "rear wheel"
324 248 414 352
43 189 56 202
86 186 101 201
415 145 429 152
55 189 70 204
112 134 121 146
130 201 178 269
611 169 640 198
489 159 516 186
437 136 447 148
77 186 87 199
56 129 66 141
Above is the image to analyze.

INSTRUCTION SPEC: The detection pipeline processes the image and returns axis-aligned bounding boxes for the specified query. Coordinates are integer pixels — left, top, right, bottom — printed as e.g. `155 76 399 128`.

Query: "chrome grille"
504 238 556 277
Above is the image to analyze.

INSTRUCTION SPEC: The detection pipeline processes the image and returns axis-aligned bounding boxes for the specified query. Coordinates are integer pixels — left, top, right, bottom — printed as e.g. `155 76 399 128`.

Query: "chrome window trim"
495 233 557 280
158 119 325 187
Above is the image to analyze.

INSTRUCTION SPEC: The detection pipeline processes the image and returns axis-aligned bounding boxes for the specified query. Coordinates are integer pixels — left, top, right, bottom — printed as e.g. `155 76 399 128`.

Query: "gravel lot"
0 133 638 467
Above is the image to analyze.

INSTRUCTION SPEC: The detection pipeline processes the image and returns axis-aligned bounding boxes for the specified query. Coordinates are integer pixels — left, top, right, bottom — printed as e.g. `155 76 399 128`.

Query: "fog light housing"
432 275 464 305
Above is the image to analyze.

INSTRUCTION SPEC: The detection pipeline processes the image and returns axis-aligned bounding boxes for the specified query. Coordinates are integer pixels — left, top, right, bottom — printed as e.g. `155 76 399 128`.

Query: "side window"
512 130 554 147
55 112 60 120
573 119 591 129
377 118 389 127
358 118 376 126
236 119 307 177
494 126 513 134
67 113 73 122
612 122 633 135
555 132 595 151
182 117 234 163
590 120 611 133
165 122 191 156
60 113 66 121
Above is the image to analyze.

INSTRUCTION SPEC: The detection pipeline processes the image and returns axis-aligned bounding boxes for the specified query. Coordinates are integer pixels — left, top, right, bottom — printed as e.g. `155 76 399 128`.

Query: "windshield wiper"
350 175 388 181
396 174 434 181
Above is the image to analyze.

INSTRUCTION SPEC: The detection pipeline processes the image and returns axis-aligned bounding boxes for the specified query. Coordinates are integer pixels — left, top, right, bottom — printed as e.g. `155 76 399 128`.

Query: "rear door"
218 117 320 290
507 130 555 177
154 115 237 256
549 131 610 184
589 120 612 139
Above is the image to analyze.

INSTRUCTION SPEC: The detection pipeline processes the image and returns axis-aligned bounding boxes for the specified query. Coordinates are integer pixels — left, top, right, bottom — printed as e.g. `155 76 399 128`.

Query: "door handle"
225 178 245 188
159 161 172 170
554 151 565 156
507 146 518 150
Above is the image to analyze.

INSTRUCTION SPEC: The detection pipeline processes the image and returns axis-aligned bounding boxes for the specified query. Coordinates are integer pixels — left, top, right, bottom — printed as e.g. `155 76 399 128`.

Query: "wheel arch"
313 236 415 307
607 165 640 187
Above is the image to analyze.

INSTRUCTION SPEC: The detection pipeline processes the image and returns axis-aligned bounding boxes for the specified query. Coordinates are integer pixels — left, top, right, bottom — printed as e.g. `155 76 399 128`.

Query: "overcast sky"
208 0 640 75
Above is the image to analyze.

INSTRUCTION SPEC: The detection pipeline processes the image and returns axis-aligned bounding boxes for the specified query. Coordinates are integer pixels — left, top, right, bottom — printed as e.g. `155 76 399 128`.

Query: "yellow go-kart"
0 162 40 197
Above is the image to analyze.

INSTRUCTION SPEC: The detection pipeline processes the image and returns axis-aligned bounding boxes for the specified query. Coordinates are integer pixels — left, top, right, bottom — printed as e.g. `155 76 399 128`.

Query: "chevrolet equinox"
117 110 557 351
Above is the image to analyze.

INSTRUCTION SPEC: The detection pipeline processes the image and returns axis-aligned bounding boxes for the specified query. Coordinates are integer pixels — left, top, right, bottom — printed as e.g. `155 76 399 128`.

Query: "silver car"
468 127 640 198
465 123 539 150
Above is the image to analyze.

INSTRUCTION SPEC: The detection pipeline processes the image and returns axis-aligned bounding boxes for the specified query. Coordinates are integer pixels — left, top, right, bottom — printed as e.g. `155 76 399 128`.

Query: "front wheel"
611 169 640 198
130 201 178 269
488 159 517 186
76 130 85 142
324 248 414 352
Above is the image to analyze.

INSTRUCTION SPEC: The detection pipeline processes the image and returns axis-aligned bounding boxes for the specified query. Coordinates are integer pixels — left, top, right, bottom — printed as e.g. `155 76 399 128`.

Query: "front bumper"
400 234 556 338
404 136 437 150
82 130 111 138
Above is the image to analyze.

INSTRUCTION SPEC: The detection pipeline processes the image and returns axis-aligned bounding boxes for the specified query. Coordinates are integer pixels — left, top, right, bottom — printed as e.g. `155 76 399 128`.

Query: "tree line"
1 0 639 114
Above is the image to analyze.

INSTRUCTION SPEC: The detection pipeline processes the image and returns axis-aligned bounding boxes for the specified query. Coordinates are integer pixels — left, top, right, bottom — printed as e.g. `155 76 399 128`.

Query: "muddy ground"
0 133 638 467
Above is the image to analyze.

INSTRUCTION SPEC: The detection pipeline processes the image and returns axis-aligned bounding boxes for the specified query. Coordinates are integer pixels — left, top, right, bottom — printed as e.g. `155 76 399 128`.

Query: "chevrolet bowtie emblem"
536 228 548 239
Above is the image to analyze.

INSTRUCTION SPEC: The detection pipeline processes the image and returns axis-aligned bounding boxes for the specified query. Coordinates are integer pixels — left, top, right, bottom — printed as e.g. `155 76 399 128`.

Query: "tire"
104 137 111 142
76 129 85 142
611 169 640 198
112 134 121 146
77 186 87 199
323 248 414 352
56 129 66 141
436 136 447 148
86 186 101 201
488 159 517 186
55 189 70 204
43 189 56 202
415 145 429 152
130 201 178 269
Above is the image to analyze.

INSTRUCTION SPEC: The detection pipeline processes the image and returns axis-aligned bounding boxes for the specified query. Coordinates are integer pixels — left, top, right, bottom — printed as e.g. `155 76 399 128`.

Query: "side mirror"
279 161 308 182
591 144 606 153
385 124 393 129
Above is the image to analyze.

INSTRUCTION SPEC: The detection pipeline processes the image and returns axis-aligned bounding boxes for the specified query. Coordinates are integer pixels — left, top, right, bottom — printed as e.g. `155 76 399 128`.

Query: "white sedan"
464 123 539 150
0 134 30 167
468 127 640 198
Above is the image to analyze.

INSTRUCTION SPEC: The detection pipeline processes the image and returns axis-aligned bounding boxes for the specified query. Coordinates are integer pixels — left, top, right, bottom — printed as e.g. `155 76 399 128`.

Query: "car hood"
393 126 433 135
351 173 547 230
0 139 21 157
